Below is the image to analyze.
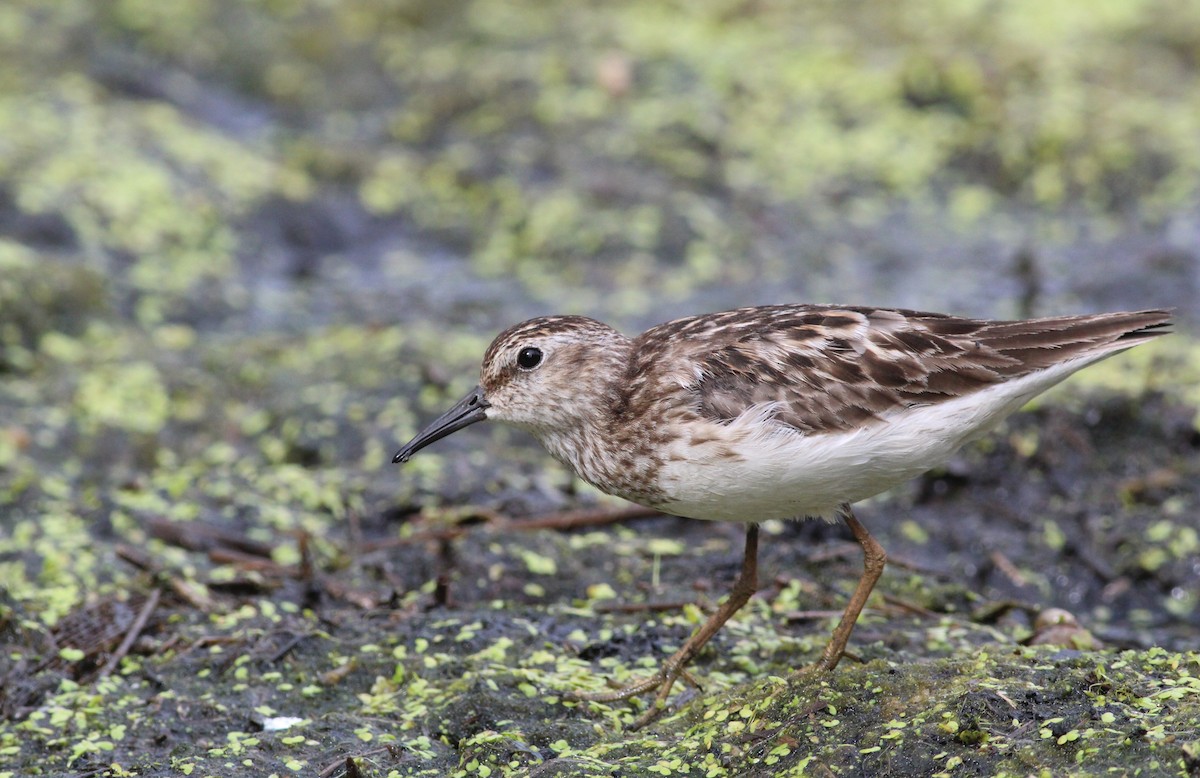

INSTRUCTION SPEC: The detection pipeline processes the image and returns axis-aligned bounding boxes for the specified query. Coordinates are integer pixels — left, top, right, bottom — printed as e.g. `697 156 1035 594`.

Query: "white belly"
653 358 1096 522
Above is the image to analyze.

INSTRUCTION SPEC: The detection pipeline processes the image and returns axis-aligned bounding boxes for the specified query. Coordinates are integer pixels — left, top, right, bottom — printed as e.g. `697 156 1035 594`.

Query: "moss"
0 2 1197 775
0 248 109 373
9 1 1195 304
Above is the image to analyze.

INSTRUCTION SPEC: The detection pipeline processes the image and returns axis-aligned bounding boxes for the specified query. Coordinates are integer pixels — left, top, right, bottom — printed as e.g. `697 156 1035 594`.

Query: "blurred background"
3 0 1199 335
1 2 1199 772
4 0 1198 495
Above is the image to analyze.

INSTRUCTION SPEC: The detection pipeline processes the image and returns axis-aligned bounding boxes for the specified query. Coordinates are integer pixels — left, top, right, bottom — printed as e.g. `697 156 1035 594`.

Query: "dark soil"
2 2 1200 776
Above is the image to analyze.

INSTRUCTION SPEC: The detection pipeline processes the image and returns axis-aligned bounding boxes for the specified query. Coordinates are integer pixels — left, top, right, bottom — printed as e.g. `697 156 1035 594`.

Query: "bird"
392 304 1171 725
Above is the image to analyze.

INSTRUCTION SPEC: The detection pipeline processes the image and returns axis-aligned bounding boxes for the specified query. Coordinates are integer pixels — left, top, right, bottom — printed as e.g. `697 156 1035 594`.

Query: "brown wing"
634 305 1170 435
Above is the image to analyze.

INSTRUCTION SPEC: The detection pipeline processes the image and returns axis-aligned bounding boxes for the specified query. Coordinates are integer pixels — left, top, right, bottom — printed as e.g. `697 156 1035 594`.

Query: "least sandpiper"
393 304 1170 723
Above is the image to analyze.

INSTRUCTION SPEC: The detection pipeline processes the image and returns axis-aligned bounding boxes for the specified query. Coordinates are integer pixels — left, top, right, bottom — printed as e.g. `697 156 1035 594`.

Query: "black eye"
517 347 543 370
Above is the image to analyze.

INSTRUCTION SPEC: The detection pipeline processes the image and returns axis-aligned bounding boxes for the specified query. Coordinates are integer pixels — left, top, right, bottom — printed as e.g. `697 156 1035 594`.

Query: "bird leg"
810 503 887 672
568 524 760 728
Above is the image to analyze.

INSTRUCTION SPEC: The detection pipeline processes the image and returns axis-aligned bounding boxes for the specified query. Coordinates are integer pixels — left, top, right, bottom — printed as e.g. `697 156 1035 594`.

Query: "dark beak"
393 385 491 463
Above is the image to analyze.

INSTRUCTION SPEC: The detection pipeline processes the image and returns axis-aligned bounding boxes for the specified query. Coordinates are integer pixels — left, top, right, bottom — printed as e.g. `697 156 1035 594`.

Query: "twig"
783 609 845 622
268 632 311 664
594 600 693 614
96 589 160 679
145 516 274 557
989 550 1028 588
879 592 940 619
503 505 660 531
362 504 660 552
359 527 467 552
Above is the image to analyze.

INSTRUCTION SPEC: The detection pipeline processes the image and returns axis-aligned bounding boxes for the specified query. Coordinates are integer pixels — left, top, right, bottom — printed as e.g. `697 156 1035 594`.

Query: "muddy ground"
1 274 1197 776
2 2 1200 776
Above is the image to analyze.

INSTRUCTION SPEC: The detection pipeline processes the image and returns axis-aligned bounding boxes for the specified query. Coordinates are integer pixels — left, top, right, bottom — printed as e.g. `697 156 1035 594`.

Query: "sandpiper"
393 304 1170 724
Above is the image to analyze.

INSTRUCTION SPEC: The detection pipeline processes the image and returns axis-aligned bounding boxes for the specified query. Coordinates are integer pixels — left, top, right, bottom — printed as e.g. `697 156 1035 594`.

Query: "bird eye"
517 346 543 370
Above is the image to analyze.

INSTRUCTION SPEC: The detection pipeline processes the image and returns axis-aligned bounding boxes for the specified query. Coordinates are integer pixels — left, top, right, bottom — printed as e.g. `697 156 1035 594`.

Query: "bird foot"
564 525 762 729
566 665 702 729
797 644 862 676
796 658 834 677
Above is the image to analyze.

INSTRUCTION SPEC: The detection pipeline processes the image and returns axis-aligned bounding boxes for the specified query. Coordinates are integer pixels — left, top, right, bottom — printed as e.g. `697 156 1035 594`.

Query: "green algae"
2 288 1198 774
1 1 1199 776
2 1 1200 310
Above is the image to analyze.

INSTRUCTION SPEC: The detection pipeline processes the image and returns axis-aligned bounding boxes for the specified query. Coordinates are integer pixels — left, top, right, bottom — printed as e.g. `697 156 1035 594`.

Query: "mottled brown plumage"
393 304 1170 726
639 305 1169 434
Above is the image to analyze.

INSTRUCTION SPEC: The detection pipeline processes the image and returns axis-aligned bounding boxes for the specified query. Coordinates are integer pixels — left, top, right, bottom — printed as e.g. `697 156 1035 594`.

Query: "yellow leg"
568 524 760 728
811 504 887 672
